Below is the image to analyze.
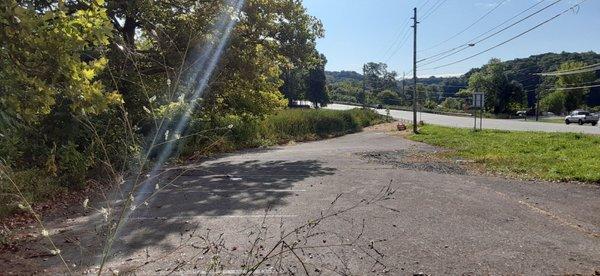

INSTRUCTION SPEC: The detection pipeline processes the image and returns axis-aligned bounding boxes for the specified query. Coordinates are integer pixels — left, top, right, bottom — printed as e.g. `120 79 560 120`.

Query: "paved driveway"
328 103 600 134
4 127 600 275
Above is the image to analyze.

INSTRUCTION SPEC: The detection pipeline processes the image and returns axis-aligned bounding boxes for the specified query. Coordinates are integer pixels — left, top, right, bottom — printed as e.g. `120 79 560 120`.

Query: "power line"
420 0 589 71
419 0 508 52
421 0 448 21
384 26 413 62
419 0 433 10
536 63 600 76
527 83 600 92
418 0 561 65
381 18 412 60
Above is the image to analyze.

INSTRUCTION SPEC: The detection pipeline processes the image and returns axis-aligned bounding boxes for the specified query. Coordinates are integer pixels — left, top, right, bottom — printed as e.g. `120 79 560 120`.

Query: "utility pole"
402 72 406 98
411 7 419 133
535 89 540 121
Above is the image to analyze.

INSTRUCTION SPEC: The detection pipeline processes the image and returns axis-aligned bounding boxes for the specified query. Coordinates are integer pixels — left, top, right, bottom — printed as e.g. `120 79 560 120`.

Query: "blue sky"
302 0 600 77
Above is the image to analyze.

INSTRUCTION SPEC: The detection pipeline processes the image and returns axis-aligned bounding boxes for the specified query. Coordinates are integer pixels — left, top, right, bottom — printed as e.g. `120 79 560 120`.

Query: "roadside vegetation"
0 108 385 218
409 125 600 183
0 0 327 219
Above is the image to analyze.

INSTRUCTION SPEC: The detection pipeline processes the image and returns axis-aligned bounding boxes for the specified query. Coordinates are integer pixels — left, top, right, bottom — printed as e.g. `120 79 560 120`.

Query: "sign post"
472 92 485 132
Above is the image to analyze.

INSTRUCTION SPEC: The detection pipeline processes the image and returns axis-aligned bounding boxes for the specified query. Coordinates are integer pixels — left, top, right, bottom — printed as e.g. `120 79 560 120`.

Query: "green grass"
538 117 566 124
408 125 600 183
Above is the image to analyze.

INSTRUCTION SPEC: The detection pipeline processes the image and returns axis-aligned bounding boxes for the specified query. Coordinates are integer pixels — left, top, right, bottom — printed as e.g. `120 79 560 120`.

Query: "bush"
440 97 464 111
541 91 566 115
264 108 383 142
377 90 400 105
0 168 63 217
181 108 388 157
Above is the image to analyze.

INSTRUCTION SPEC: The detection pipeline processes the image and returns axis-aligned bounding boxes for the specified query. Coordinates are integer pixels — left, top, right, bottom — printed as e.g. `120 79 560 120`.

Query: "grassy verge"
408 125 600 183
538 117 565 124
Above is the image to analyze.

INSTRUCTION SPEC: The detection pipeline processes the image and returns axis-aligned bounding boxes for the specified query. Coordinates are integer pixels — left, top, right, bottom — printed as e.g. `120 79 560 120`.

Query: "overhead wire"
418 0 559 65
419 0 509 52
381 18 412 60
420 0 589 71
421 0 448 21
536 63 600 76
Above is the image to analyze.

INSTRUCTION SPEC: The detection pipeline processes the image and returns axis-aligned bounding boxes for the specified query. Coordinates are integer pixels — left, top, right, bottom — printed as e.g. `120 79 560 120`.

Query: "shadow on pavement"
111 158 337 258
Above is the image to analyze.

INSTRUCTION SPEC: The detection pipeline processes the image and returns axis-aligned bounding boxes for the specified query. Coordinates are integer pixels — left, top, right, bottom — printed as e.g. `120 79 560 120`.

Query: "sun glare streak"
102 0 246 266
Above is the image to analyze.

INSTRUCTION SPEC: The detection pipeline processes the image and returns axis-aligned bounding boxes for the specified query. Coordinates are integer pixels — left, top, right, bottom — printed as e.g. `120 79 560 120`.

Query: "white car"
565 110 599 126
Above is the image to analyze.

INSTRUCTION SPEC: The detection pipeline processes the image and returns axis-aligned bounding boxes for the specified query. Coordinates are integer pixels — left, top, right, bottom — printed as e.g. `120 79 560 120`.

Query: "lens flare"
101 0 246 267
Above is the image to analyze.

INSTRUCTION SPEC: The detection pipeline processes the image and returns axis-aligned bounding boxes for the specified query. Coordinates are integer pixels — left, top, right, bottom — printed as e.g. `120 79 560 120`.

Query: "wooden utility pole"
402 72 406 97
411 7 419 133
535 89 540 121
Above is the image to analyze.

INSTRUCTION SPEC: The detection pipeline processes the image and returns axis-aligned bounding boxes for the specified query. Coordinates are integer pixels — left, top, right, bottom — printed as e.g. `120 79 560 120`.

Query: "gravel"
358 150 467 175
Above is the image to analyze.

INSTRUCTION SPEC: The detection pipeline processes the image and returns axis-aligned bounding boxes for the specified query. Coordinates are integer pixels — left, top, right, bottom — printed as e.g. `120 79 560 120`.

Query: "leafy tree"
377 90 400 105
362 62 397 93
554 61 597 111
467 59 526 114
0 0 121 124
540 91 566 114
440 98 464 110
0 0 129 188
307 54 329 108
356 90 367 106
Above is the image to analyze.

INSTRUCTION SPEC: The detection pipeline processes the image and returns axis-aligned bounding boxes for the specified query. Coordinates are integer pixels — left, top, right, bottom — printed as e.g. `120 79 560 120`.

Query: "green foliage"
466 59 527 114
307 55 329 107
329 80 362 103
377 90 399 105
263 108 385 142
540 91 566 114
0 167 63 217
362 62 397 93
181 108 387 157
440 97 464 111
554 61 597 111
409 125 600 183
0 0 121 123
56 142 91 188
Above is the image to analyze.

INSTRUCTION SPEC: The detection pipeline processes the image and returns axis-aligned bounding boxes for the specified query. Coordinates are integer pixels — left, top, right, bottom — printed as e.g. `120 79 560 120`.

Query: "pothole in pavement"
357 149 468 175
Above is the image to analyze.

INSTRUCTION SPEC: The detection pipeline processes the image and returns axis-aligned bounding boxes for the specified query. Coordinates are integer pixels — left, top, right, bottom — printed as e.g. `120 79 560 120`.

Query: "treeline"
328 51 600 114
0 0 327 213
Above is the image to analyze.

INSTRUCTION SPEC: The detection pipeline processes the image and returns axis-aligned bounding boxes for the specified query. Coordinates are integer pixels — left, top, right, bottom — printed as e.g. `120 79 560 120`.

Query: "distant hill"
325 70 363 83
327 51 600 107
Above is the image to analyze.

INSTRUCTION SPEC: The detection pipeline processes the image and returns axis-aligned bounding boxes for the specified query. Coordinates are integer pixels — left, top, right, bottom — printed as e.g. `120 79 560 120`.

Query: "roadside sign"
473 92 485 109
472 92 485 131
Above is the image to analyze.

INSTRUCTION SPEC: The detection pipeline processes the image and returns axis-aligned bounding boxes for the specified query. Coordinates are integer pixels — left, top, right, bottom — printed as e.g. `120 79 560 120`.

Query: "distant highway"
327 103 600 135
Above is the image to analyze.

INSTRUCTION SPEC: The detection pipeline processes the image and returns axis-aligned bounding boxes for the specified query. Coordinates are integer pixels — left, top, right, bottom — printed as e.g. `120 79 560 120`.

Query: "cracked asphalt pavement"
4 126 600 275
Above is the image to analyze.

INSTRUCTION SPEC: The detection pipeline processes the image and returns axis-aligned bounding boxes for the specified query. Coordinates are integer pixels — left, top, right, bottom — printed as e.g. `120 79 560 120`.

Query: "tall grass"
264 108 385 142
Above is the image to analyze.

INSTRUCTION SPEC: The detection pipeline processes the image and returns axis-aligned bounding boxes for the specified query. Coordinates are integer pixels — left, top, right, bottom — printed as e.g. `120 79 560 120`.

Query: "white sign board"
473 92 485 109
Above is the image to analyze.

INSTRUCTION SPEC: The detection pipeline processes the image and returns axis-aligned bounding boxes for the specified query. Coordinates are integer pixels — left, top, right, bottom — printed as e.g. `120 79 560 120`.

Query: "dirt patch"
357 149 468 175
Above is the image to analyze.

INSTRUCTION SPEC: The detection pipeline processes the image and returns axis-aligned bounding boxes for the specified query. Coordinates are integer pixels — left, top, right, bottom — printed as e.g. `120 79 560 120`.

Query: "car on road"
565 110 599 126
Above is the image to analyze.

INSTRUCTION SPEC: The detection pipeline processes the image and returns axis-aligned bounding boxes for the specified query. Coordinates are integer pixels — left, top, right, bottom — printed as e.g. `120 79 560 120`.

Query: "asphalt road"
328 103 600 134
5 126 600 275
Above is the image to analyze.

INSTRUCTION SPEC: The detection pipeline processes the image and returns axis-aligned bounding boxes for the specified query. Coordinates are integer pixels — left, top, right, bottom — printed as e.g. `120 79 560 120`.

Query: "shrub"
180 108 387 158
0 168 63 217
